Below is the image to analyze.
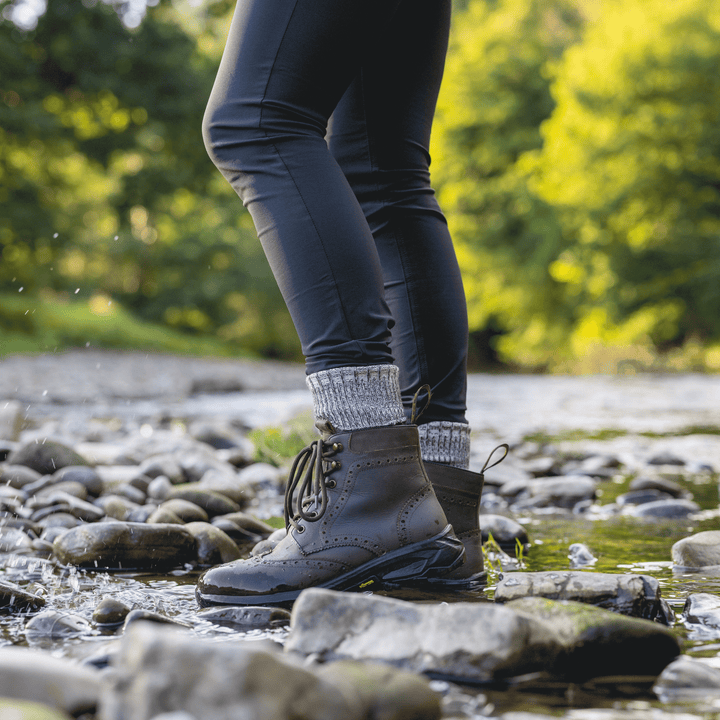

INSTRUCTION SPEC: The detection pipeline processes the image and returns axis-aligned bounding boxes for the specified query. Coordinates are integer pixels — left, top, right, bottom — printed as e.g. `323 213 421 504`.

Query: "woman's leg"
327 0 471 466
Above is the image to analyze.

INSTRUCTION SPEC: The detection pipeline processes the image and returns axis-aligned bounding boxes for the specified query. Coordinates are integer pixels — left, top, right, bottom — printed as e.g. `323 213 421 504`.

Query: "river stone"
214 511 275 537
647 451 685 466
94 494 141 521
0 579 45 611
197 469 250 506
111 483 146 505
480 514 529 549
0 697 73 720
236 462 285 491
53 521 197 570
34 491 105 522
0 463 42 489
672 531 720 569
0 400 22 441
53 465 104 497
8 441 89 475
508 597 680 680
123 608 190 629
93 598 131 627
146 507 184 525
165 486 241 517
0 527 34 553
127 504 158 523
36 512 81 529
622 499 700 519
568 542 597 568
616 489 673 506
197 605 291 629
139 454 185 483
100 621 360 720
494 571 666 621
25 610 92 645
251 527 286 556
147 475 174 501
316 659 442 720
159 498 209 523
184 521 242 565
629 475 687 498
654 655 720 700
682 593 720 632
33 480 89 502
0 646 102 714
286 588 563 683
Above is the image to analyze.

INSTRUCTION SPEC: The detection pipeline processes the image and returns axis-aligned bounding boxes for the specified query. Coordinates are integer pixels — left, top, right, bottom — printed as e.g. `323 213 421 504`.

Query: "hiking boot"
423 444 508 589
196 424 465 607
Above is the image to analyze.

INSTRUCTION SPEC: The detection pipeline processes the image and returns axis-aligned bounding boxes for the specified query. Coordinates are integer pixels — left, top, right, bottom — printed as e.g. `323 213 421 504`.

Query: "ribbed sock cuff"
306 365 406 431
418 421 471 469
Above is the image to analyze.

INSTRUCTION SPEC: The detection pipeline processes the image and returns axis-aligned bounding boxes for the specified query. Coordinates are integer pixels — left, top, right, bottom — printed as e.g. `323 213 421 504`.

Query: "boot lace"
284 438 342 532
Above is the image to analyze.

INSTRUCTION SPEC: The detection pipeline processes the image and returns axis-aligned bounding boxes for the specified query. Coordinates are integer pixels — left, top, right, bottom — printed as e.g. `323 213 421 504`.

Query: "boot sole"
196 525 464 608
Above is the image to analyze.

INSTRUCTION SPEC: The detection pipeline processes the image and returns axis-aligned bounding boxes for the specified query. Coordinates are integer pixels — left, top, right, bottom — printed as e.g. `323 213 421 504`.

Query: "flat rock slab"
0 646 103 715
52 521 196 570
494 571 666 621
286 589 679 683
672 531 720 570
0 579 45 611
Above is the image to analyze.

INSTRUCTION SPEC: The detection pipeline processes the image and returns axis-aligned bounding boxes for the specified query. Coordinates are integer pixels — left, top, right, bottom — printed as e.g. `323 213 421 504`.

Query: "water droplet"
42 390 48 396
18 287 23 292
86 342 90 347
114 235 119 240
53 233 59 238
75 288 80 294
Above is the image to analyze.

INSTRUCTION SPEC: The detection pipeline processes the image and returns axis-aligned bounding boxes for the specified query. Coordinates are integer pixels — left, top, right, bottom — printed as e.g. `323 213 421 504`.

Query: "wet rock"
93 598 131 628
682 593 720 633
8 441 89 475
480 514 529 550
159 498 209 523
0 526 34 553
139 454 185 483
146 507 184 525
215 510 275 537
128 473 152 494
316 659 442 720
184 521 242 565
508 597 680 680
35 512 81 530
494 571 666 621
0 579 45 611
94 494 141 521
197 605 291 629
100 621 358 720
616 489 673 506
647 451 685 466
0 647 102 715
286 588 563 683
654 655 720 700
0 697 72 720
629 475 688 498
53 465 104 497
25 610 92 645
0 464 42 489
165 486 241 517
53 521 197 570
568 542 597 568
520 456 561 477
622 498 700 519
506 476 597 510
40 526 71 544
236 462 285 491
32 491 105 522
251 527 286 556
189 421 254 455
211 517 263 544
197 469 250 505
0 400 22 441
33 480 89 502
147 475 174 501
127 504 158 523
111 483 146 505
672 531 720 569
189 375 246 394
123 608 190 629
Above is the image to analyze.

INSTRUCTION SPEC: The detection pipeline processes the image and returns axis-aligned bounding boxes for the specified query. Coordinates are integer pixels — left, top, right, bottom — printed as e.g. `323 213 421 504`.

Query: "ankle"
418 421 471 470
306 364 406 431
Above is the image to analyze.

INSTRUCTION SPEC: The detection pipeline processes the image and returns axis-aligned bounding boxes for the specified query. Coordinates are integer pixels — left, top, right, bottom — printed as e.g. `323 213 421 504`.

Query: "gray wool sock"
418 421 471 469
306 364 406 431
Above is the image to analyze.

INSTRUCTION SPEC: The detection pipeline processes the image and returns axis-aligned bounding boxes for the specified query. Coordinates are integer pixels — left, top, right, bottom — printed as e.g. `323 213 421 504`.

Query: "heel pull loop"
410 384 433 424
481 443 509 474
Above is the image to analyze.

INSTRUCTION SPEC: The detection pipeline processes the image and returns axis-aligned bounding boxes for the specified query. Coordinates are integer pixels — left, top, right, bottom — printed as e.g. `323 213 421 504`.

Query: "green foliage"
248 414 317 466
1 0 300 359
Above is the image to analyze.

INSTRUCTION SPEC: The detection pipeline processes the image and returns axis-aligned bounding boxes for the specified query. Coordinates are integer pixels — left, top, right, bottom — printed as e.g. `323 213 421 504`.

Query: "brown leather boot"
196 424 465 607
423 444 508 589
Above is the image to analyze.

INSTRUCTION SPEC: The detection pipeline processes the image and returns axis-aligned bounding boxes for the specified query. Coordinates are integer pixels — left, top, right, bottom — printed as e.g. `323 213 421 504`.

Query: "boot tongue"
314 419 337 440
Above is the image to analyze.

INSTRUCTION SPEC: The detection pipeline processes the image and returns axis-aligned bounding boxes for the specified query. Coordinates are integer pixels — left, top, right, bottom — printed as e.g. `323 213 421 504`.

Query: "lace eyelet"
330 460 342 470
326 479 336 489
296 525 305 533
332 442 343 452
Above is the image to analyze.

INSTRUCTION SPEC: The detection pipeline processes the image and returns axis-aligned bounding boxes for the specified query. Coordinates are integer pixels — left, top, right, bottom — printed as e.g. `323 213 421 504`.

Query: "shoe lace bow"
284 438 341 532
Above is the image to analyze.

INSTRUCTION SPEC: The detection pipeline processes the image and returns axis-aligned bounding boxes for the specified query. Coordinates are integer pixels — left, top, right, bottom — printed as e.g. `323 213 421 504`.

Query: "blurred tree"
530 0 720 368
432 0 587 368
0 0 298 358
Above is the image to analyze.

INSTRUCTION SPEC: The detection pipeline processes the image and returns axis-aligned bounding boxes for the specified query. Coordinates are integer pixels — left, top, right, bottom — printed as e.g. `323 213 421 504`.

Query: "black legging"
202 0 468 425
